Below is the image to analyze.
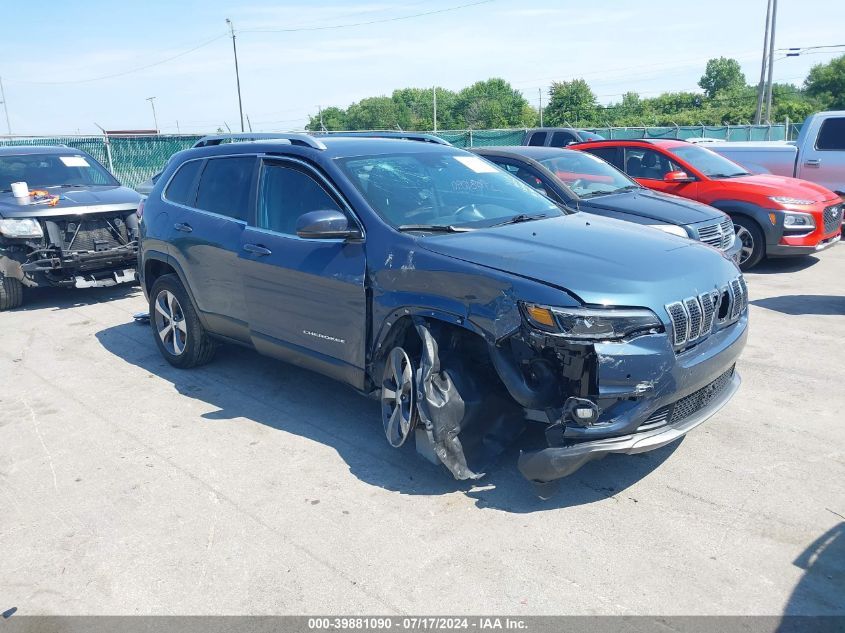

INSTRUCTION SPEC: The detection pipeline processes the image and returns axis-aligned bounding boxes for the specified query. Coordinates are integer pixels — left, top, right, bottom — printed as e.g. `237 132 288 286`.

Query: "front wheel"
380 346 418 448
0 275 23 311
733 216 765 271
149 274 215 368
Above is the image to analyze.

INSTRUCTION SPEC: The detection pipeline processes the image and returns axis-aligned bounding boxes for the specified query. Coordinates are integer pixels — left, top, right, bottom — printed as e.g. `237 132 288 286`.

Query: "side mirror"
664 170 693 183
296 210 361 240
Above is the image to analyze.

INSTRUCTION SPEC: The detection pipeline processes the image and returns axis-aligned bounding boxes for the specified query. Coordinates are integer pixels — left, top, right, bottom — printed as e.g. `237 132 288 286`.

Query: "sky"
0 0 843 136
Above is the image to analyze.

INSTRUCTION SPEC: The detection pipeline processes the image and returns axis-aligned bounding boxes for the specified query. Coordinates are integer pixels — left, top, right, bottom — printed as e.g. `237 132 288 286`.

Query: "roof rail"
319 131 451 146
192 133 326 150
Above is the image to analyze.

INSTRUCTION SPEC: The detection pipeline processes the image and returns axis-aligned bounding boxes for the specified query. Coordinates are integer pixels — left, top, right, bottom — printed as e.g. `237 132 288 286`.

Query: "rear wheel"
0 275 23 311
733 216 765 271
149 274 215 368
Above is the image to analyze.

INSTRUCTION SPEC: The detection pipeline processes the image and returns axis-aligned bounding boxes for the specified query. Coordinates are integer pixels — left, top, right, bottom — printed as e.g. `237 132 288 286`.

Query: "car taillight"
136 198 145 220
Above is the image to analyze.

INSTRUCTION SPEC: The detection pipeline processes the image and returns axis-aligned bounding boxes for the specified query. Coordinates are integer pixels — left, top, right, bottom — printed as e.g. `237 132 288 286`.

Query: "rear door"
801 115 845 195
169 155 256 341
239 157 367 386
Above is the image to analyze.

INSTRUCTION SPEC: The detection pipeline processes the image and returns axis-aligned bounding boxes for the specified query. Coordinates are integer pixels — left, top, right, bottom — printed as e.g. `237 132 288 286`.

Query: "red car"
571 139 843 270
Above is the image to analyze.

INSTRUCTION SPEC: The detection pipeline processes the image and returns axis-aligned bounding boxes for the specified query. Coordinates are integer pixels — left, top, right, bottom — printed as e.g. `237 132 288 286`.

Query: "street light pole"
539 87 544 127
146 96 159 133
226 18 245 133
764 0 778 123
0 76 11 135
753 0 773 125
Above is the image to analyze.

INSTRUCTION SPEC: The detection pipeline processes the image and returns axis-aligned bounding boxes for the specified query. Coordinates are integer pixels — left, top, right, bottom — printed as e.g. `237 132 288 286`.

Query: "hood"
580 188 724 225
0 186 141 219
419 214 741 317
728 173 838 202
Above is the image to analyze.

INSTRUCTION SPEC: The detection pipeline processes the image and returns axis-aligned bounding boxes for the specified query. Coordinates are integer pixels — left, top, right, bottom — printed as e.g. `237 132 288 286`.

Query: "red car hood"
729 173 838 203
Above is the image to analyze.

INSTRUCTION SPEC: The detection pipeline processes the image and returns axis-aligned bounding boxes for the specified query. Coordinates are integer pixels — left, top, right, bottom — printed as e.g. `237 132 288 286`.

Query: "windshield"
0 153 119 192
540 151 638 198
337 152 565 230
668 144 750 178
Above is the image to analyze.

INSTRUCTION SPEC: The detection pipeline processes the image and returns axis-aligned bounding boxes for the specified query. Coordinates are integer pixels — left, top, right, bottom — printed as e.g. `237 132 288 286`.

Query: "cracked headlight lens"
651 223 689 238
522 303 662 340
0 218 44 239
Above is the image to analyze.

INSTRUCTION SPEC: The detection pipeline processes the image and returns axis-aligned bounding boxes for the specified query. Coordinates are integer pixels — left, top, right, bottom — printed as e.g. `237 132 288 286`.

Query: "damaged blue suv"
138 133 748 489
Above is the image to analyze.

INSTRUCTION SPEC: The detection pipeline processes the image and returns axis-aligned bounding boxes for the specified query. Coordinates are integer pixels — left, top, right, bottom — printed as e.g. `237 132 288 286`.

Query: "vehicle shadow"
748 256 820 275
750 295 845 316
14 283 141 312
779 521 845 618
95 321 679 513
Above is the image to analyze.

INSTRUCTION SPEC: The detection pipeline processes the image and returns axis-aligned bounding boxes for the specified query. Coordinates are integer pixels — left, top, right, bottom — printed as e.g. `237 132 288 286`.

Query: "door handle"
805 159 821 167
173 222 193 232
243 243 272 256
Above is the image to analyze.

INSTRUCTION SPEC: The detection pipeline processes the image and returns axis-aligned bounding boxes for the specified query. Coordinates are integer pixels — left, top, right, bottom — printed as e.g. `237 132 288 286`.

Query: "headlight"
0 218 44 239
782 211 815 230
769 196 816 206
522 303 662 340
651 224 689 238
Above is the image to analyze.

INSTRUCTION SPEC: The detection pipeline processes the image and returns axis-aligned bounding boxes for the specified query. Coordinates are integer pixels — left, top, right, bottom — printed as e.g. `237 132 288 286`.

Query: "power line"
239 0 494 33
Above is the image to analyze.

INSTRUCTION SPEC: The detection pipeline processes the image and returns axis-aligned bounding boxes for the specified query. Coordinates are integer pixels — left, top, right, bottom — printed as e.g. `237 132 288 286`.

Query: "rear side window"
164 160 202 206
816 118 845 151
527 132 546 146
550 131 576 147
195 157 254 220
258 163 342 235
584 147 623 169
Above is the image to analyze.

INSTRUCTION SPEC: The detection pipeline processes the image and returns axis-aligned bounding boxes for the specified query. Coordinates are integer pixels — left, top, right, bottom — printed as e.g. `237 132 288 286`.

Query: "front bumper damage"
518 369 740 483
18 243 138 287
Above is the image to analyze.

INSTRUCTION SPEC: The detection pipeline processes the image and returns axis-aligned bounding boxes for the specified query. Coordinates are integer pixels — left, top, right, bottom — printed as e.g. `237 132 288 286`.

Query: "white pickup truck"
703 111 845 198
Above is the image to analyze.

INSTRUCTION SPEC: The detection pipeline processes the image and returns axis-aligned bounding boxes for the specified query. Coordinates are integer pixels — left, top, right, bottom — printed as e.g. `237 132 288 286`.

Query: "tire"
149 274 215 368
0 275 23 311
732 216 765 271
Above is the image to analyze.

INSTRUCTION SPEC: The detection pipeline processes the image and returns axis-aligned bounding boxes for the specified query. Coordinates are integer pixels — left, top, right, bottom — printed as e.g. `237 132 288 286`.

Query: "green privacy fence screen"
0 124 789 188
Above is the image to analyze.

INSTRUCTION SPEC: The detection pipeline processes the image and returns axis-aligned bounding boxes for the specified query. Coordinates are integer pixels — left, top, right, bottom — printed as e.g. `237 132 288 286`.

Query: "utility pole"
0 76 11 135
538 87 544 127
146 96 159 133
246 114 253 132
753 0 773 124
764 0 778 123
226 18 245 133
433 87 437 133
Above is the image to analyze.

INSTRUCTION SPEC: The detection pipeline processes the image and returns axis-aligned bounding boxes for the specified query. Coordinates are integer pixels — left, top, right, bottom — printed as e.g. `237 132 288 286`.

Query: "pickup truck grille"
697 218 734 250
57 217 130 253
823 204 843 234
638 365 735 431
665 275 747 350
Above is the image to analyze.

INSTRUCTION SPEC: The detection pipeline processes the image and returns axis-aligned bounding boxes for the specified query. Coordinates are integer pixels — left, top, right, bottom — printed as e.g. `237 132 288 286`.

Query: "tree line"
305 54 845 131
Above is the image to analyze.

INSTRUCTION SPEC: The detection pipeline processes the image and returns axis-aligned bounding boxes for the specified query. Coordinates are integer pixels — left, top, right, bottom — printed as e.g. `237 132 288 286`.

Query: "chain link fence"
0 123 789 188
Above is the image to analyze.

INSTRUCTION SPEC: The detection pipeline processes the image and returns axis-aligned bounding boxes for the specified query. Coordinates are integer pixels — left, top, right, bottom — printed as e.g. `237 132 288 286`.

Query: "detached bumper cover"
518 371 741 483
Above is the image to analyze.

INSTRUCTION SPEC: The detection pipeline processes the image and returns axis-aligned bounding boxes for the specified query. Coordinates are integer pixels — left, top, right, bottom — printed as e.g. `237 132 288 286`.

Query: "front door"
239 158 367 387
624 147 698 199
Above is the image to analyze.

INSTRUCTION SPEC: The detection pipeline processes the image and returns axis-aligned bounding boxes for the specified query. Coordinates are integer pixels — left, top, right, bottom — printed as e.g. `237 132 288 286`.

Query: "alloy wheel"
380 347 416 448
734 223 754 267
154 289 188 356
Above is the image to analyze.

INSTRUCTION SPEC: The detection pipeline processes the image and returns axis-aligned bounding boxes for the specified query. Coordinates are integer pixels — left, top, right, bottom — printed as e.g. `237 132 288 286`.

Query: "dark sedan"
472 146 741 262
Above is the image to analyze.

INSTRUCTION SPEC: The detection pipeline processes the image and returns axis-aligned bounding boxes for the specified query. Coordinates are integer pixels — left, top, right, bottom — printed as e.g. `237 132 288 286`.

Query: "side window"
624 148 679 180
498 162 554 198
164 160 203 206
527 132 547 146
815 118 845 151
258 163 342 235
194 157 254 220
584 147 623 170
550 131 576 147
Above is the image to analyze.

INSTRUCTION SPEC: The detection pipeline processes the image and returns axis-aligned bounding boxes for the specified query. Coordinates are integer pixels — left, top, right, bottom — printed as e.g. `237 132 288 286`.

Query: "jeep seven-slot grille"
823 204 843 234
638 365 735 431
665 275 746 350
697 217 734 250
